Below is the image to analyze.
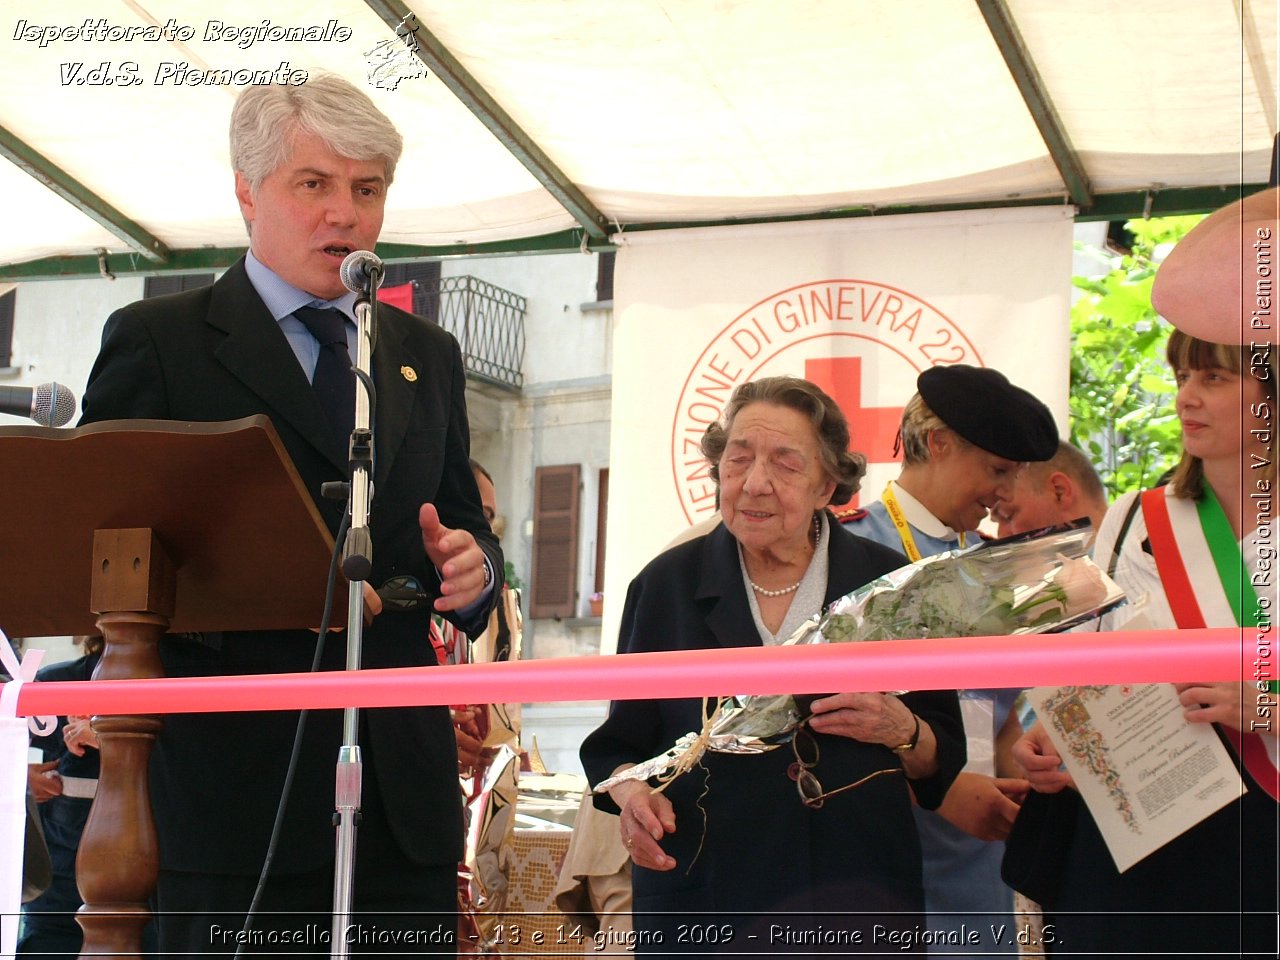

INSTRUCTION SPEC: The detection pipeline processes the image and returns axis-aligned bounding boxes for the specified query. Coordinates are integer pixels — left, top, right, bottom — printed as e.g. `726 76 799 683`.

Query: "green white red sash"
1141 485 1279 801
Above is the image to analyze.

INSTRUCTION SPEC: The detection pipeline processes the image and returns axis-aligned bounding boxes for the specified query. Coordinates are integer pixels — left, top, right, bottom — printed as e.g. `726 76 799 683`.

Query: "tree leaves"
1069 216 1203 498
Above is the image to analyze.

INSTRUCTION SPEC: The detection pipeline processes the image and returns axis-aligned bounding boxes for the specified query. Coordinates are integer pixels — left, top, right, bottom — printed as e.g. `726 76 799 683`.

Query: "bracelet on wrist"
891 714 921 755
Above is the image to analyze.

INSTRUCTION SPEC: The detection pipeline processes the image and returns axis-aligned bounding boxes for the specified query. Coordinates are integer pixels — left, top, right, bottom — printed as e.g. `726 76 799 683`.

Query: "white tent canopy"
1 0 1275 277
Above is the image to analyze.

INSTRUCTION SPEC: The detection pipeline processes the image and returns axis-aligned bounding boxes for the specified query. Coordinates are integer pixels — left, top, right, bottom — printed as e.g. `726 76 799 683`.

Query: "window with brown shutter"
595 468 609 593
596 251 615 302
530 464 581 619
0 289 14 368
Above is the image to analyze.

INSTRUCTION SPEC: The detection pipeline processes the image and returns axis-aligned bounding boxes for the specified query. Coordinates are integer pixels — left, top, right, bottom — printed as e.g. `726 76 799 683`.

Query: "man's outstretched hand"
419 503 489 611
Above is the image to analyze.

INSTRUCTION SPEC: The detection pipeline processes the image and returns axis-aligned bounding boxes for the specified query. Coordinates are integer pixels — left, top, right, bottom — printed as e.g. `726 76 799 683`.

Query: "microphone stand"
331 267 379 958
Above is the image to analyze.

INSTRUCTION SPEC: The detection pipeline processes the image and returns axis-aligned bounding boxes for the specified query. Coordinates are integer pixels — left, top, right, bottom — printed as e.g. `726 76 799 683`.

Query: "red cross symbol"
805 356 905 508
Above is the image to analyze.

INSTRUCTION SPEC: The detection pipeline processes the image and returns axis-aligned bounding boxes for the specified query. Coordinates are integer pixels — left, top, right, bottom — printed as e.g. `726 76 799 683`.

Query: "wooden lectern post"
75 530 174 954
0 417 343 959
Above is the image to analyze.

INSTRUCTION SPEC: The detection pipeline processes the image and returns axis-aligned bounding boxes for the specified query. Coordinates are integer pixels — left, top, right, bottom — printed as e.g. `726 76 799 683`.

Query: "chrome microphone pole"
330 251 381 958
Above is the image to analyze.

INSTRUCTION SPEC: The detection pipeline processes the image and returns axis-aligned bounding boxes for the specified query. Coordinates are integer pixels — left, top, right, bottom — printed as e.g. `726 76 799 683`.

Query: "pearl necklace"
748 577 802 598
747 514 821 598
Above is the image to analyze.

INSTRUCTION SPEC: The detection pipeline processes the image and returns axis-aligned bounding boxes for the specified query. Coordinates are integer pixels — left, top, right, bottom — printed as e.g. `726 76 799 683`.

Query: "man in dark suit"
79 74 501 954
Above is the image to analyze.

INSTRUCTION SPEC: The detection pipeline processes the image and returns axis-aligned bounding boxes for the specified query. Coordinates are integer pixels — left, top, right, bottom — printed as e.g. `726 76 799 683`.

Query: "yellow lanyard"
881 483 965 563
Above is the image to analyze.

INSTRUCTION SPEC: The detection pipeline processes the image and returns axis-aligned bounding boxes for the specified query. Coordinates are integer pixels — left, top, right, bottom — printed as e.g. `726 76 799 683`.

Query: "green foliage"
1069 216 1204 498
503 560 524 592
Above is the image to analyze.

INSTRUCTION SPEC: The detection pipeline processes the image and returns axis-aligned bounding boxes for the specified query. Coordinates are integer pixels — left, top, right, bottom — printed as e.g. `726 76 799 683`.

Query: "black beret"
916 364 1058 462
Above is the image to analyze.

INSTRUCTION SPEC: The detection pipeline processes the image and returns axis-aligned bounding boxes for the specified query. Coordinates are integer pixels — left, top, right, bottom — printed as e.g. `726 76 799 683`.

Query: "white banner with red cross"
605 207 1074 651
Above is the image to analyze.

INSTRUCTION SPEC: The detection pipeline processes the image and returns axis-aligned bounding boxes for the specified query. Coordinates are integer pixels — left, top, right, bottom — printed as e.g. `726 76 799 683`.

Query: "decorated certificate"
1028 682 1245 872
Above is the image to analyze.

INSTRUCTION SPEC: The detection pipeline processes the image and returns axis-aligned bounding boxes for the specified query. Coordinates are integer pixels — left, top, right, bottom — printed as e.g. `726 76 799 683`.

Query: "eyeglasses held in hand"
788 724 902 809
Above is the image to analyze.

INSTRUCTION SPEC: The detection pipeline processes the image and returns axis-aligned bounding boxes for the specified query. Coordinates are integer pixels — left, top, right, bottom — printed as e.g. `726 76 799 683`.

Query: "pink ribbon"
6 628 1246 717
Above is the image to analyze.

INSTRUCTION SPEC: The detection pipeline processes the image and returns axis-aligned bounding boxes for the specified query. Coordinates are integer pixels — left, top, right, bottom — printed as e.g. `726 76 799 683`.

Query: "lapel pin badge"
400 365 418 382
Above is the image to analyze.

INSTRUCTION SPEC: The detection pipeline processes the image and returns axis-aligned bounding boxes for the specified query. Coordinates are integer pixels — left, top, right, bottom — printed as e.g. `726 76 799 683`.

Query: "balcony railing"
414 275 526 391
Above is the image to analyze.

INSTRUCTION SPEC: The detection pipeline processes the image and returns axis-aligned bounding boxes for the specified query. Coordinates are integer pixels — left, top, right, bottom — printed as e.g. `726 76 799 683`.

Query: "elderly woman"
1008 330 1279 955
581 377 965 953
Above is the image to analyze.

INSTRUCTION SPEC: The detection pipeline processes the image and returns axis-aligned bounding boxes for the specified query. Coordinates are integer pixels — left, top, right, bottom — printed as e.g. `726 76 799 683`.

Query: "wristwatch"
891 714 921 755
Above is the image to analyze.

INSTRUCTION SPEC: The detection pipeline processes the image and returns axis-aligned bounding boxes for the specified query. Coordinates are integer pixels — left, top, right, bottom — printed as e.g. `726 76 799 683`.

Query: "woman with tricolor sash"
1007 329 1279 955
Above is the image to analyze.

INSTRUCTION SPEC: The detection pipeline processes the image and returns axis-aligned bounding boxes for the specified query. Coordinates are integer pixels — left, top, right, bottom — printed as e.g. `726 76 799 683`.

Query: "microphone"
0 382 76 426
339 250 384 293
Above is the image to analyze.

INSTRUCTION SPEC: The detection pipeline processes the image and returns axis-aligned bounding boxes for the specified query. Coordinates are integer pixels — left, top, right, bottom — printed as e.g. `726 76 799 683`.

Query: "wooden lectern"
0 416 344 958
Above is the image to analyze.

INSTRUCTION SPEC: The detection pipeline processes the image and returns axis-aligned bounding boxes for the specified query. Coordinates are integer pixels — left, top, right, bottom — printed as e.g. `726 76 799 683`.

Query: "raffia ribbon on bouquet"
652 696 725 794
594 694 786 797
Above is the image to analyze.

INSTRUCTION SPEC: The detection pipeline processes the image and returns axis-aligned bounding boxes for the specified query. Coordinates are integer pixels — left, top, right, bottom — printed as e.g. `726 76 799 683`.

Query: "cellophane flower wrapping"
595 521 1124 794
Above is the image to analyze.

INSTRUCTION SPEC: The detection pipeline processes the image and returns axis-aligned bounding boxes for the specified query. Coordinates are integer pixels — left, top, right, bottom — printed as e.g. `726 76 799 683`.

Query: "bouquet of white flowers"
595 521 1124 794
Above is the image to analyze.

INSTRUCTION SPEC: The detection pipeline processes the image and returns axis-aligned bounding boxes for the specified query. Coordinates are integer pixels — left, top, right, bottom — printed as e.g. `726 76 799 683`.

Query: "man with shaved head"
990 441 1108 540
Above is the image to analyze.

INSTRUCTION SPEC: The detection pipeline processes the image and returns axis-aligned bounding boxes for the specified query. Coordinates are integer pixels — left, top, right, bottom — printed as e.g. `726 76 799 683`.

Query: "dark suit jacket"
79 258 501 875
581 520 965 925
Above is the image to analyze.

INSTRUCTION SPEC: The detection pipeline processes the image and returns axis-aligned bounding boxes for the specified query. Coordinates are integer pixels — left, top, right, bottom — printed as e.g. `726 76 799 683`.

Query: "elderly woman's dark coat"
581 520 966 953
